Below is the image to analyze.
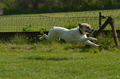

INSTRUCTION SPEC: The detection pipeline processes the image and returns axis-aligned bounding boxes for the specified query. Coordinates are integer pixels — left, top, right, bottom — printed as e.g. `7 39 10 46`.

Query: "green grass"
0 9 120 79
0 42 120 79
0 33 120 79
0 9 120 32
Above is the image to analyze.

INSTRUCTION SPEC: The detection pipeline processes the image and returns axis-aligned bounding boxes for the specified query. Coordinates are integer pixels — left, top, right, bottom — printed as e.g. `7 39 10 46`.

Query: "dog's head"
78 23 94 34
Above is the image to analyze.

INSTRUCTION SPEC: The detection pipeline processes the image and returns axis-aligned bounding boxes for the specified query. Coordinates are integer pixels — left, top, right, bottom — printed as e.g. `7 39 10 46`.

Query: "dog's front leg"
80 37 97 42
86 40 101 47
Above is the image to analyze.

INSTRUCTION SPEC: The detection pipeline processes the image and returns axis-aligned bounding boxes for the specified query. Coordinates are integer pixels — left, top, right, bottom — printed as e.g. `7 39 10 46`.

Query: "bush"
104 0 117 9
3 7 30 15
82 0 102 10
3 0 120 15
21 25 32 32
38 6 50 13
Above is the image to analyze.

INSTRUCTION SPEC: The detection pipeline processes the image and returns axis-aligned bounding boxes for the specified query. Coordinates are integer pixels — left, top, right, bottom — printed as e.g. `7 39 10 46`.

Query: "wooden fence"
0 30 120 40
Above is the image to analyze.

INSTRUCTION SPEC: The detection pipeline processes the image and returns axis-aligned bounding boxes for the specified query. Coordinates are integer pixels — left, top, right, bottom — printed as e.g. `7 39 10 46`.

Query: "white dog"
40 23 101 47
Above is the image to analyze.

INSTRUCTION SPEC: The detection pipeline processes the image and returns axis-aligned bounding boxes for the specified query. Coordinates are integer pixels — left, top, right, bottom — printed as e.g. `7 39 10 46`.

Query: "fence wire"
0 9 120 32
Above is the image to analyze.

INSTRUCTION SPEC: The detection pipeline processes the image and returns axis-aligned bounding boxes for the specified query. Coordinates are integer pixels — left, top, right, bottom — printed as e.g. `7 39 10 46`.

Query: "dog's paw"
88 37 97 41
39 34 47 40
98 45 102 47
39 37 43 40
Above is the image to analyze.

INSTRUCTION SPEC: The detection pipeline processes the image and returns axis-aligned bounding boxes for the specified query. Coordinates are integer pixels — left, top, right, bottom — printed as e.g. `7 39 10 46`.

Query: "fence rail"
0 30 120 40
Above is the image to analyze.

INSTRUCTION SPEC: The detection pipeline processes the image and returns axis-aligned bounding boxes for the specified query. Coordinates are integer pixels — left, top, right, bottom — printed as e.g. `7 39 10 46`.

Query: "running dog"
40 23 101 47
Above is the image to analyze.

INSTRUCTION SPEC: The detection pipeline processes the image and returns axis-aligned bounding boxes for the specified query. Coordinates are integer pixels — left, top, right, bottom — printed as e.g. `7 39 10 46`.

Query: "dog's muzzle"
86 29 94 34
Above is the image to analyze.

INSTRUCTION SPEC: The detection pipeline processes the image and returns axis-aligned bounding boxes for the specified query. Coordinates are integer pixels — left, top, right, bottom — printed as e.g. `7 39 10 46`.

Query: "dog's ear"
78 23 82 28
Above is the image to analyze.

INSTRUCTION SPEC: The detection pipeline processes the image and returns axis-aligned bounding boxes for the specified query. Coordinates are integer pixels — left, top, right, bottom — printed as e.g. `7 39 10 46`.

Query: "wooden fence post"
109 17 119 47
94 16 119 47
94 17 109 37
99 12 102 28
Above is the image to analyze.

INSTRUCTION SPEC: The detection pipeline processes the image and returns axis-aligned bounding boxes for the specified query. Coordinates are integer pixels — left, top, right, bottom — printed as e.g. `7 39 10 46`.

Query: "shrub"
2 0 120 15
3 7 26 15
21 25 32 32
104 0 117 9
82 0 102 10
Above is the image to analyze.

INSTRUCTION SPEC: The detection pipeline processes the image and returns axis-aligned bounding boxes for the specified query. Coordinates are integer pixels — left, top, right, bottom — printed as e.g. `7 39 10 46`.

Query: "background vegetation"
0 0 120 14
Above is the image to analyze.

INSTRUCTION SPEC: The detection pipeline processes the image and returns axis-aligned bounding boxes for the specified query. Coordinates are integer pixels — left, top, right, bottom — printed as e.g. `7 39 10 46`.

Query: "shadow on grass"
47 58 69 61
26 56 69 61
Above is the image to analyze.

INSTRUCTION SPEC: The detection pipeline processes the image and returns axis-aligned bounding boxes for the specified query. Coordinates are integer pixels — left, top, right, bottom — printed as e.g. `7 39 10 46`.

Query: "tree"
3 0 17 8
104 0 117 9
31 0 46 12
82 0 102 10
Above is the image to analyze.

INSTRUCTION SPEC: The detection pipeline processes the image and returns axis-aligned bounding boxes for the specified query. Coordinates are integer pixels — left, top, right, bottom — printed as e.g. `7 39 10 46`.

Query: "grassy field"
0 10 120 79
0 9 120 32
0 34 120 79
0 41 120 79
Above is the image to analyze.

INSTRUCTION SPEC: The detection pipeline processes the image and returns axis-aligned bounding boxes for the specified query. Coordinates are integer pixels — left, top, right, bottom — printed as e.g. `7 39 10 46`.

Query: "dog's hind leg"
40 28 58 42
39 33 57 42
39 34 48 40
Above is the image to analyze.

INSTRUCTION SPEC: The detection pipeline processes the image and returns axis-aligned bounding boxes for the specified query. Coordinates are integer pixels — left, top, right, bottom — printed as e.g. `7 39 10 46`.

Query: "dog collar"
79 28 84 35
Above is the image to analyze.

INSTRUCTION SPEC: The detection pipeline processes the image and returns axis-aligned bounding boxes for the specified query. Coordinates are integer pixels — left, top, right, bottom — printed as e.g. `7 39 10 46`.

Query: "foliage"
21 25 32 32
39 27 47 37
3 7 27 15
104 0 118 9
2 0 120 14
82 0 102 10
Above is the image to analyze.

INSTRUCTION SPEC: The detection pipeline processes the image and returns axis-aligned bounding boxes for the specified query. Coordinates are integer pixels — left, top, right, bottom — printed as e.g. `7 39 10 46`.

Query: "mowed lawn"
0 41 120 79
